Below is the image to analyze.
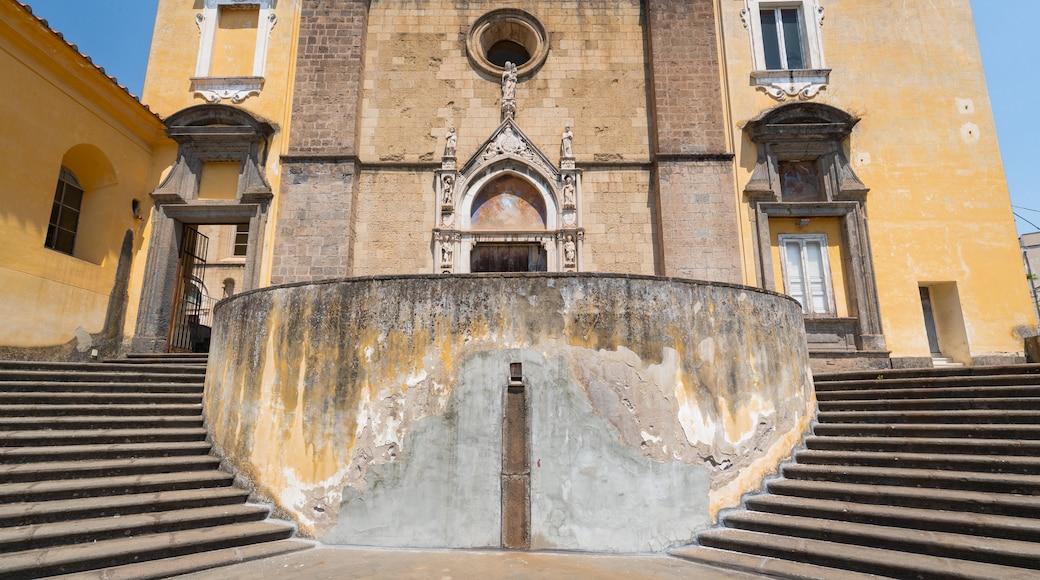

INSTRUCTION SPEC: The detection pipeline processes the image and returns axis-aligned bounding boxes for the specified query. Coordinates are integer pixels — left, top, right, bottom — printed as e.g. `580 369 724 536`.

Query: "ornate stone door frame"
743 102 885 352
132 105 274 353
434 120 583 273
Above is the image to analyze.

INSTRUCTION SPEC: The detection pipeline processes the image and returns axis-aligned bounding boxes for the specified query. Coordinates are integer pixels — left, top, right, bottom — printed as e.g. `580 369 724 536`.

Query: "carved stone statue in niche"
502 61 517 101
444 126 457 158
561 125 573 158
441 175 455 206
441 243 453 266
501 61 518 119
561 175 576 208
563 235 576 266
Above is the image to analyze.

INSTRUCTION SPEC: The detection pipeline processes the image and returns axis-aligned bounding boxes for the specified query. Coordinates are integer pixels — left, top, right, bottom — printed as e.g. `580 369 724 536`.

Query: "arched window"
45 167 84 255
465 175 549 272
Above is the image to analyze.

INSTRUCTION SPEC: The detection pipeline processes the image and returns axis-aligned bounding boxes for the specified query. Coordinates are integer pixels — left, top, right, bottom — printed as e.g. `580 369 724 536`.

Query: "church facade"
1 0 1035 369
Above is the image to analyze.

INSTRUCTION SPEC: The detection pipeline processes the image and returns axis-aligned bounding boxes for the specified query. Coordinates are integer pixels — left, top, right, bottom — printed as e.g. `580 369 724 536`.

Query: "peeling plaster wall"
204 274 814 552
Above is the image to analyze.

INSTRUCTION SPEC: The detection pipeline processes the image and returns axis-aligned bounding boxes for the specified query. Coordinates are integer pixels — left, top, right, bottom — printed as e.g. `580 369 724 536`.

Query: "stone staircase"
0 353 310 579
673 364 1040 579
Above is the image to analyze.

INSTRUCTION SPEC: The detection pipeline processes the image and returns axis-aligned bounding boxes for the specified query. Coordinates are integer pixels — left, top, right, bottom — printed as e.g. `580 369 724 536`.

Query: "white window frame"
742 0 829 101
778 234 836 316
191 0 276 103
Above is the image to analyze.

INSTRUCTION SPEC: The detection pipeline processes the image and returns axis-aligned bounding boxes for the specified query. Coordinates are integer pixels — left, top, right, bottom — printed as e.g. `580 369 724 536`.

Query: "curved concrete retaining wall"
204 274 814 552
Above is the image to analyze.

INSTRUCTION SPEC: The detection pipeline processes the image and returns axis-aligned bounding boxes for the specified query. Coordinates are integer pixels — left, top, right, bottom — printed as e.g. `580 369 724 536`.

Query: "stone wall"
646 0 727 154
580 167 657 275
272 0 370 283
204 274 814 552
272 160 360 283
655 158 742 282
644 0 743 282
359 0 650 163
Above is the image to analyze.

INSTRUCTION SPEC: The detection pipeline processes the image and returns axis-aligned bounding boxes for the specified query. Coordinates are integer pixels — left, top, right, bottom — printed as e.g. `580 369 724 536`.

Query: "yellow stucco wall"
721 0 1034 360
142 0 301 290
0 2 166 348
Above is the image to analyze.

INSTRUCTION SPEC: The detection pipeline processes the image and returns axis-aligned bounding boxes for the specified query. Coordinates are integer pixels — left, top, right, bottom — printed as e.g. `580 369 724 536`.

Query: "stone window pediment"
153 104 274 205
744 103 866 202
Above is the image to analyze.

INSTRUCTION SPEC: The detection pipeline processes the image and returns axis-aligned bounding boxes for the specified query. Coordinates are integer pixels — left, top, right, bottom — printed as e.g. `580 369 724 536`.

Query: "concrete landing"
172 545 769 579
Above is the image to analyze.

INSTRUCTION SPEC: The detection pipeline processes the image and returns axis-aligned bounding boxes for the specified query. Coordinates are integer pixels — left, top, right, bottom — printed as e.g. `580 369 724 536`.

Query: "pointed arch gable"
435 119 582 275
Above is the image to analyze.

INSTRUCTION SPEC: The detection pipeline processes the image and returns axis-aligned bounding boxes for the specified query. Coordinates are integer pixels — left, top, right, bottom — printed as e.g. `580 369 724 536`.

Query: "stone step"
766 479 1040 518
697 528 1038 579
720 512 1040 571
0 487 250 527
812 364 1040 383
0 470 233 504
793 449 1040 475
0 392 202 405
814 374 1040 392
781 464 1040 494
817 409 1040 424
124 353 209 361
670 545 886 580
0 403 202 417
0 367 205 382
58 539 311 580
0 456 220 483
0 504 270 553
0 427 208 447
811 372 1040 390
817 396 1040 412
812 422 1040 440
803 434 1040 456
744 494 1040 543
0 415 203 431
817 384 1040 401
0 381 203 394
0 520 295 578
0 361 206 374
0 441 212 463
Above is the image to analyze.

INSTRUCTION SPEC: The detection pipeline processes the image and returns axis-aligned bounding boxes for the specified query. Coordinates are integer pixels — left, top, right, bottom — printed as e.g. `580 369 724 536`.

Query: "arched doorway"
433 121 583 274
468 174 548 272
132 104 273 353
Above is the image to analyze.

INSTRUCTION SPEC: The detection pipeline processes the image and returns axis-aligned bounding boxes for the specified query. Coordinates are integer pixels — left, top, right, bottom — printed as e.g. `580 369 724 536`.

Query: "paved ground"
174 545 769 579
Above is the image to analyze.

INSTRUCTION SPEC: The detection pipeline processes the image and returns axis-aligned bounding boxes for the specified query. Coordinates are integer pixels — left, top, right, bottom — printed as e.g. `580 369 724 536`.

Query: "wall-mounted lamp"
508 362 525 388
796 218 810 227
132 199 143 220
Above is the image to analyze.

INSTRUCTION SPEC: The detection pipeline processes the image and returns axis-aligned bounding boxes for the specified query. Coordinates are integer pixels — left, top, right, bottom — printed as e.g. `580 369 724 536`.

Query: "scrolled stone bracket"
751 69 830 102
190 77 265 104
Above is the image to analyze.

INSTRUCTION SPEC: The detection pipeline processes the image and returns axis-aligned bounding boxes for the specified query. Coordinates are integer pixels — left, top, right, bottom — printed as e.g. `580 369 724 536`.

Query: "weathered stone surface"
205 274 813 552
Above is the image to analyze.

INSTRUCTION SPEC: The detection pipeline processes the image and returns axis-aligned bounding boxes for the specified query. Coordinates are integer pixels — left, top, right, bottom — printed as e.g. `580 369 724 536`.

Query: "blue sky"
20 0 1040 235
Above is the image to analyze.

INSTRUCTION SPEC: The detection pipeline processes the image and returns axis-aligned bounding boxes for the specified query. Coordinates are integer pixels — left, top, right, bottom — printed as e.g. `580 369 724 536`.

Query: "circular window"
466 9 549 79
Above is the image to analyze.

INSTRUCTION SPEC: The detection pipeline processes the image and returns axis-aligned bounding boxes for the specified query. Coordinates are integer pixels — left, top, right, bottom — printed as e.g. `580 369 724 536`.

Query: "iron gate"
168 225 209 352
